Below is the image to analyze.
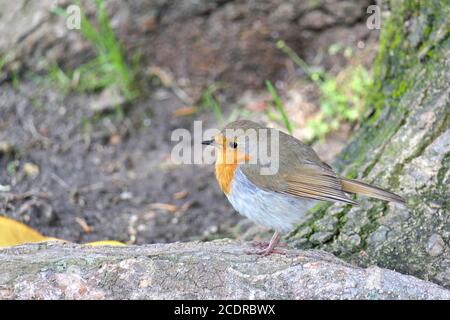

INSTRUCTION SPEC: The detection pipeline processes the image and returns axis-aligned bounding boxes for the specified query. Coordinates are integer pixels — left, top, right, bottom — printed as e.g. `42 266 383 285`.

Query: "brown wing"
238 128 357 205
283 163 357 205
240 162 357 205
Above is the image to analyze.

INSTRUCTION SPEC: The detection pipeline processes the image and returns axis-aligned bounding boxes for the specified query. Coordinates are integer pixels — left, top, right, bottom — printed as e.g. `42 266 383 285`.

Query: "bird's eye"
229 141 238 149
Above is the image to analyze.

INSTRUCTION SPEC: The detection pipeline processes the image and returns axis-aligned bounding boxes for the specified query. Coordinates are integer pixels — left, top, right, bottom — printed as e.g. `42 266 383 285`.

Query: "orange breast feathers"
215 162 238 195
214 143 250 195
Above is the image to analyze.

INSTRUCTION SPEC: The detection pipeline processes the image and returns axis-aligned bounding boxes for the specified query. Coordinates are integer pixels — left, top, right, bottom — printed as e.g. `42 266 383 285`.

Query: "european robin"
202 120 405 255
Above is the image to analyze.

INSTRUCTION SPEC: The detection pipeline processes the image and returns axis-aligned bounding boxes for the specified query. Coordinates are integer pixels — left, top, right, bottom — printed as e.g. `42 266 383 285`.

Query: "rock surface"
1 240 450 300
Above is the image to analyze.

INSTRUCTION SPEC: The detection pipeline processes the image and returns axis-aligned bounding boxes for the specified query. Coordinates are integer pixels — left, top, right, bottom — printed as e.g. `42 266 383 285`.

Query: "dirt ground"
0 82 241 244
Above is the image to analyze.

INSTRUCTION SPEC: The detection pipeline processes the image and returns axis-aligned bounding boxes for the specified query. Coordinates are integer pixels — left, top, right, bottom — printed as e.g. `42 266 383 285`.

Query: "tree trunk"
288 0 450 287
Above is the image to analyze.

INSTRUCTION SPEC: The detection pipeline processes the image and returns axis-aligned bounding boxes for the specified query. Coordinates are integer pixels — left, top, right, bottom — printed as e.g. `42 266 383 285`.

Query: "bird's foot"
246 245 287 256
251 241 288 249
247 231 286 256
255 248 287 256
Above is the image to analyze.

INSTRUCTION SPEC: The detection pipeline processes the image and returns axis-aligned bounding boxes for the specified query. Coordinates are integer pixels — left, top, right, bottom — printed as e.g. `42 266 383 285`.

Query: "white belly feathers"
226 167 316 233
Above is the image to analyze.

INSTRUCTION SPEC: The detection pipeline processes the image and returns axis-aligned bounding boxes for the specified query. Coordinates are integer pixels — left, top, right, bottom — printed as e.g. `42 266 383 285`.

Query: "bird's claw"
246 247 287 256
251 241 288 249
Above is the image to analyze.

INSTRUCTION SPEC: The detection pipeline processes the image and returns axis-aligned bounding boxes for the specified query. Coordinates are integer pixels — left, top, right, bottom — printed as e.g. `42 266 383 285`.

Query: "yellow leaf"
0 216 51 247
0 216 125 248
85 240 125 247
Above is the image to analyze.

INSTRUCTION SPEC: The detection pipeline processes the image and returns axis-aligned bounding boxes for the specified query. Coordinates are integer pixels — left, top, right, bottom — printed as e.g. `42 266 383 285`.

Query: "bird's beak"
202 139 215 146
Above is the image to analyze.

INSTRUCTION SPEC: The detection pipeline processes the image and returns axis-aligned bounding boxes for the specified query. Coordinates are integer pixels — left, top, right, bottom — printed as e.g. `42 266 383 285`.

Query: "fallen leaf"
172 106 197 117
85 240 125 247
149 203 178 213
0 216 123 248
173 190 188 200
0 216 50 247
148 66 173 86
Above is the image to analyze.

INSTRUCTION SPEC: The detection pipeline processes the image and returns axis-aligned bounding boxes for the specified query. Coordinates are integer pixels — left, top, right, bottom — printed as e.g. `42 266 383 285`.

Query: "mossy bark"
288 0 450 287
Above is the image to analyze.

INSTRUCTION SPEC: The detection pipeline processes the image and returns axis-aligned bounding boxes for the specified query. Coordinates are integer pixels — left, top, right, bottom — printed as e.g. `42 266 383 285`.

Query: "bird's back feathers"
236 124 404 205
220 120 405 205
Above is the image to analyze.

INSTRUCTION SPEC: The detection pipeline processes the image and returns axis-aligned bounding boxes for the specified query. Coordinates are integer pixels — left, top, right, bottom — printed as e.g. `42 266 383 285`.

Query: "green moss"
287 202 332 242
333 0 448 179
392 80 410 99
388 164 403 189
333 206 352 233
365 0 448 125
334 104 407 178
358 203 387 249
367 6 410 120
432 152 450 212
437 153 450 187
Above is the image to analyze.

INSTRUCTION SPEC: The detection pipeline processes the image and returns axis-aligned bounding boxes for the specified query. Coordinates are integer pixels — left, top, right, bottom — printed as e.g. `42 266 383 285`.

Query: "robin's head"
202 120 264 165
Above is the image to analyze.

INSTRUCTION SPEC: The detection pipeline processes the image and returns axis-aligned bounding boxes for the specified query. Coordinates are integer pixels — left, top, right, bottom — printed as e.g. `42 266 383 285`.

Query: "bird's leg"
251 231 285 256
261 231 281 255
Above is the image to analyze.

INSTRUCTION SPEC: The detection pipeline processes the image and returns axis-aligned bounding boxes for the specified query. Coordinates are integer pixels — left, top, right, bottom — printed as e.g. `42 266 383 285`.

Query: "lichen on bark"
289 0 450 288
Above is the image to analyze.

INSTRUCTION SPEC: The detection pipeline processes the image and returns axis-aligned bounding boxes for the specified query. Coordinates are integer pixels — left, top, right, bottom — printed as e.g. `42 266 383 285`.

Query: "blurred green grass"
50 0 138 101
276 40 372 142
265 80 293 135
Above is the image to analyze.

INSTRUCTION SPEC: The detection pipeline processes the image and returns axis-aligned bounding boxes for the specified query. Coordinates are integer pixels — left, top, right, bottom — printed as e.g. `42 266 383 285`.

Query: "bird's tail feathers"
340 177 405 204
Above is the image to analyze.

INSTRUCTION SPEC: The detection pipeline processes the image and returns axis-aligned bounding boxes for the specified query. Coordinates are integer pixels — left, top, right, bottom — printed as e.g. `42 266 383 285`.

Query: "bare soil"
0 83 239 244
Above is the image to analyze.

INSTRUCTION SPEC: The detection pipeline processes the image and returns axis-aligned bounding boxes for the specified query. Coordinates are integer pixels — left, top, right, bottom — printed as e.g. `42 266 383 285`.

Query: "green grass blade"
265 80 293 135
